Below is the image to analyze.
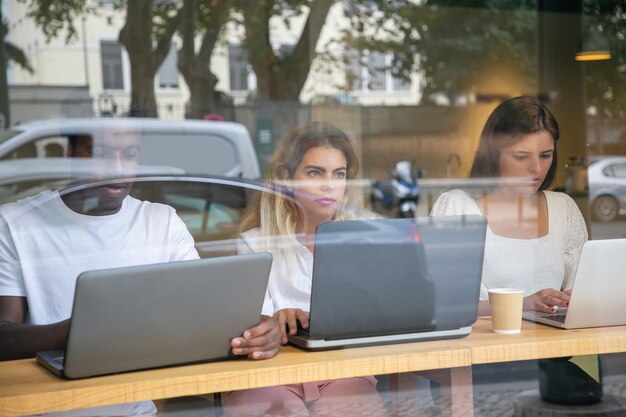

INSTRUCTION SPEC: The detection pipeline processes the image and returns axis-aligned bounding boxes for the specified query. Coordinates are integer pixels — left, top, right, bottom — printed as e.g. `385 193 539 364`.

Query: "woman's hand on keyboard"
523 288 571 312
274 308 309 345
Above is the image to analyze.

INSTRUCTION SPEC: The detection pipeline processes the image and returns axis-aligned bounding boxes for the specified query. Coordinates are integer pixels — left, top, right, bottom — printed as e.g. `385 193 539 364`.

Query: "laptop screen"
309 215 486 340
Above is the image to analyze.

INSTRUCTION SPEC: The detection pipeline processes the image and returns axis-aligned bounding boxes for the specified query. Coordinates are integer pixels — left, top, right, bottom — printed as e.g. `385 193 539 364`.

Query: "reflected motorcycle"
370 161 421 218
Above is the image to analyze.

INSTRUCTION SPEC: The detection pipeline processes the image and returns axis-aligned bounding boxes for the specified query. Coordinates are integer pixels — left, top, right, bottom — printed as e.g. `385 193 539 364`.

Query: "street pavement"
380 375 626 417
382 356 626 417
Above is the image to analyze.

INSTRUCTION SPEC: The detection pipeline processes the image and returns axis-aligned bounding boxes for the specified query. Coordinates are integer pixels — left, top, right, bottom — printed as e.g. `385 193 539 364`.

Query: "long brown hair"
469 96 559 190
239 121 360 236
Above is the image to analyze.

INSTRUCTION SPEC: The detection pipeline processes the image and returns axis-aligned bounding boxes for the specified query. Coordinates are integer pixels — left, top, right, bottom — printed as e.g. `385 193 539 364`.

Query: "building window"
348 50 410 92
345 51 364 90
368 51 386 91
392 72 411 91
97 0 120 6
158 43 179 89
100 40 124 90
229 45 249 91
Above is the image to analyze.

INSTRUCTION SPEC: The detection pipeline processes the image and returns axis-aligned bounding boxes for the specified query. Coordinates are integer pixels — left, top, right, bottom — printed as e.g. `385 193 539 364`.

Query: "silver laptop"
523 238 626 329
36 253 272 379
288 215 487 350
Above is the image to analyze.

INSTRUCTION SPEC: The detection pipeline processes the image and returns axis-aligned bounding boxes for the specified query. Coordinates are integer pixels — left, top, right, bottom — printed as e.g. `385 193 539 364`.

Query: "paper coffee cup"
488 288 524 334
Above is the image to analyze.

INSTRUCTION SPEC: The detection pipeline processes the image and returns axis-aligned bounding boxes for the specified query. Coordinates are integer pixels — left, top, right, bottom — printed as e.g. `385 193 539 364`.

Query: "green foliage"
19 0 92 43
343 0 624 115
417 0 538 98
1 15 32 73
343 0 538 101
19 0 185 45
152 0 184 41
197 0 234 29
583 1 626 120
5 41 34 74
13 0 624 117
237 0 335 100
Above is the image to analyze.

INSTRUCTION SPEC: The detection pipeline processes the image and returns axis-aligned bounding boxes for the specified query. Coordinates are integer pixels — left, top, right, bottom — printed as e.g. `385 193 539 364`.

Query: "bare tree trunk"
242 0 334 101
0 2 10 128
178 0 229 119
241 1 274 100
119 0 181 117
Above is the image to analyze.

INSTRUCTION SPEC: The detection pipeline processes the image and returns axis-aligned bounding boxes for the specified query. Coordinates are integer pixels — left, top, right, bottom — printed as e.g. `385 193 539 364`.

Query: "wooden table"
390 318 626 417
2 318 626 417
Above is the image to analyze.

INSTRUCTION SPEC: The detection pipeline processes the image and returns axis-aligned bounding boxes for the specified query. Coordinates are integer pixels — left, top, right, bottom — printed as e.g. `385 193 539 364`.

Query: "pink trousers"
222 377 388 417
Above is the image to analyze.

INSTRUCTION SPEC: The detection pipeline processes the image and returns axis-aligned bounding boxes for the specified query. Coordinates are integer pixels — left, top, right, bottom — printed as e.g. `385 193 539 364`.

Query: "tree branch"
153 4 184 71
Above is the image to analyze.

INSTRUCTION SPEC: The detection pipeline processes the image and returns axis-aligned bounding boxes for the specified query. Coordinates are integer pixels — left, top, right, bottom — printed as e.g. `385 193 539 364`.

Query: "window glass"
603 165 616 177
100 40 124 90
2 1 626 414
229 45 249 92
610 163 626 178
158 43 179 89
129 179 259 258
368 51 386 91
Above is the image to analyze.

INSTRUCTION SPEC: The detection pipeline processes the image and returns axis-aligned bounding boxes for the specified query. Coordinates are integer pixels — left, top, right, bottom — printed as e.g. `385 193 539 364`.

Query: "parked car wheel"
591 194 619 222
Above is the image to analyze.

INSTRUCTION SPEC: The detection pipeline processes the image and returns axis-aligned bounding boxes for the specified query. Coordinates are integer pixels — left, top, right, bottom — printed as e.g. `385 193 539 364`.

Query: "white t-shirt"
0 191 199 324
431 190 588 300
0 190 199 417
238 228 313 317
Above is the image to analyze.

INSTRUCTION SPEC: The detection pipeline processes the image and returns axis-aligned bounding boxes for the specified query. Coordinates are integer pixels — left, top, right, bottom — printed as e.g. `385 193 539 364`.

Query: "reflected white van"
0 118 260 179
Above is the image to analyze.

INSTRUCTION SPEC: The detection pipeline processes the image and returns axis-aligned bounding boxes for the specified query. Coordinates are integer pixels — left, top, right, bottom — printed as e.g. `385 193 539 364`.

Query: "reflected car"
0 158 184 204
0 172 267 258
0 175 484 348
588 157 626 222
127 176 270 257
1 173 376 258
0 118 260 178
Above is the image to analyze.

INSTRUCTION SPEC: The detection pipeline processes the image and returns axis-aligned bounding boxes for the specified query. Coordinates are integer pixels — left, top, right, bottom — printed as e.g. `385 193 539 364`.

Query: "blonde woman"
224 122 387 417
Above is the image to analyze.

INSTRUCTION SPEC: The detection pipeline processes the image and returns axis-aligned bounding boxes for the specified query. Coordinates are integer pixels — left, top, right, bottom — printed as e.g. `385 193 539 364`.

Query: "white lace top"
238 228 313 316
431 190 588 300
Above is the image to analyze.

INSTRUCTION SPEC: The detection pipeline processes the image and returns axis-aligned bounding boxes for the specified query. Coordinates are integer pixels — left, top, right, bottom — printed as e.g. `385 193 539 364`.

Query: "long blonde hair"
239 122 360 257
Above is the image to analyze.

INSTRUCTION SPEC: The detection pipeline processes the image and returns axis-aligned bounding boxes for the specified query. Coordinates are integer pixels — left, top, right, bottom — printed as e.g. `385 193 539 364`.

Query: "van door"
138 131 240 176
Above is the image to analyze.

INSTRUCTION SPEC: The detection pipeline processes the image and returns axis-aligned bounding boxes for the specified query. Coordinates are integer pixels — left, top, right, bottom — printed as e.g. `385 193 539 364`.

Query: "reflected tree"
238 0 335 101
343 0 538 104
344 0 625 112
0 0 36 128
178 0 231 119
583 1 626 123
118 0 182 117
19 0 89 41
20 0 181 118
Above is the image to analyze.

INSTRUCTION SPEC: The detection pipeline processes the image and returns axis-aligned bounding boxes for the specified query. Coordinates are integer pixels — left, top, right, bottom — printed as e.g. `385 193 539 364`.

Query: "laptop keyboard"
45 349 65 365
296 326 310 336
541 314 566 323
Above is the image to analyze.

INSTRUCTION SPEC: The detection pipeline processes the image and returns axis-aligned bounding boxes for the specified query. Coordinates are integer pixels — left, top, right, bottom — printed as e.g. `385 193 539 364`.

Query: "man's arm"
230 316 281 360
0 296 69 361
